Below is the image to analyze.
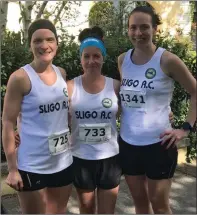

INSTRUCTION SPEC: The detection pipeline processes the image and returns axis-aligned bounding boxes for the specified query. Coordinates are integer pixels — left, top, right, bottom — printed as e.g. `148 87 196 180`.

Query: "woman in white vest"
2 19 73 214
67 26 122 214
118 6 196 214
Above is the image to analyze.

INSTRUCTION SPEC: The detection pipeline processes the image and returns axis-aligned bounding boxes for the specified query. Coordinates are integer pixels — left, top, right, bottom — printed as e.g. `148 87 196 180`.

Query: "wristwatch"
182 122 193 132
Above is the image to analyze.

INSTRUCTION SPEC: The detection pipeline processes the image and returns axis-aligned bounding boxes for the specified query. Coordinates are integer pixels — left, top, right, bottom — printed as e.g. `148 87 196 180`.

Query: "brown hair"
128 6 162 27
78 26 104 43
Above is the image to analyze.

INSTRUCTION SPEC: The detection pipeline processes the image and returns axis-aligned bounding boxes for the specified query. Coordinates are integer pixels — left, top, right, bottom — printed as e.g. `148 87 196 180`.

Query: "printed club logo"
102 98 112 108
63 88 68 97
145 68 156 79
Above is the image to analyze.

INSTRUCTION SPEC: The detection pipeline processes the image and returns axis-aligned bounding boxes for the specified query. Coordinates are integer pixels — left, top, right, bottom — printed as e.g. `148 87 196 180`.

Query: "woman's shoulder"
9 67 29 83
118 52 127 64
161 49 181 67
55 66 67 81
112 78 121 95
6 67 31 95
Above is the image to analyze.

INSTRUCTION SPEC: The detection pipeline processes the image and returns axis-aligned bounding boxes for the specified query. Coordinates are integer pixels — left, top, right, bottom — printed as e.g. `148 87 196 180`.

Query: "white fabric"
17 64 73 174
120 47 174 146
70 76 119 160
78 123 111 143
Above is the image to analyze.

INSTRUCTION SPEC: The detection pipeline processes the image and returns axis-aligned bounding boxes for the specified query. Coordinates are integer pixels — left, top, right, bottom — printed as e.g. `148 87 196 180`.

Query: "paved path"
1 171 196 214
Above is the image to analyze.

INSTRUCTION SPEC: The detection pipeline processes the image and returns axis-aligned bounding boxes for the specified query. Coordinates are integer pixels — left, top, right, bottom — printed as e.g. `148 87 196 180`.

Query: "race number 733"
84 128 105 137
79 123 111 143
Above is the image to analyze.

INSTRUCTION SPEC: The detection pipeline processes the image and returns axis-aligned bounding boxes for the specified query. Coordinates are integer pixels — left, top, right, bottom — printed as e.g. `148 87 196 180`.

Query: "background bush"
1 30 196 162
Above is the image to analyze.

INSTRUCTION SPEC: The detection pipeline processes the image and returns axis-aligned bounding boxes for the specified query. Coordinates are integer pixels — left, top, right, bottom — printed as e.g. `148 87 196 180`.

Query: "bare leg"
148 178 172 214
76 188 96 214
45 184 72 214
125 175 153 214
18 189 46 214
97 185 119 214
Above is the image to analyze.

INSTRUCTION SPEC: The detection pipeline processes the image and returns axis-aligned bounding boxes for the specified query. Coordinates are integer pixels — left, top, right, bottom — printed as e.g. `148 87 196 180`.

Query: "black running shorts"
73 154 122 190
18 163 73 191
119 135 178 180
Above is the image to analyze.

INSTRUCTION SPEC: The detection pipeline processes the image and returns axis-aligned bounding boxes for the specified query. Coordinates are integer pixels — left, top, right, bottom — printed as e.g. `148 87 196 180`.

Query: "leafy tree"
1 1 196 162
1 1 81 44
0 1 9 40
189 1 196 47
88 1 196 162
89 1 133 36
1 29 196 162
88 1 152 37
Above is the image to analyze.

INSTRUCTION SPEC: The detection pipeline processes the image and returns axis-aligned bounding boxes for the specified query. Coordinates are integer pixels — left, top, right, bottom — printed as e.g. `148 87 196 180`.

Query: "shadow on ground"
1 171 196 214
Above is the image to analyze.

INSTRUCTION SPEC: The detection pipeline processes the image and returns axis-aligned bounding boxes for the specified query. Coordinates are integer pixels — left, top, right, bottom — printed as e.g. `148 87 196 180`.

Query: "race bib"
120 90 146 109
79 123 111 143
48 129 70 155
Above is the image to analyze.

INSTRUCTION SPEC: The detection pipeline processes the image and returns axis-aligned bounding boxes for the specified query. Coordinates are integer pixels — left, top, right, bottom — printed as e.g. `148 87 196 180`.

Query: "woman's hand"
160 129 189 149
15 131 20 148
6 170 23 191
169 111 174 123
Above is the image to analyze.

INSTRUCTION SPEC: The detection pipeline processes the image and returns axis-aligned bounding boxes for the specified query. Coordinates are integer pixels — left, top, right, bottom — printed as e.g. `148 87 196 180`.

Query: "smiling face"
128 12 157 48
30 29 58 63
81 46 104 75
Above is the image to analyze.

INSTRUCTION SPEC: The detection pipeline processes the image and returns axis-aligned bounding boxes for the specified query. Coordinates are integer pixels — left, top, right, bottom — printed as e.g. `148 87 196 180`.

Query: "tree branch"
32 1 37 8
53 1 67 25
51 3 59 15
0 1 8 40
18 1 22 12
36 1 48 19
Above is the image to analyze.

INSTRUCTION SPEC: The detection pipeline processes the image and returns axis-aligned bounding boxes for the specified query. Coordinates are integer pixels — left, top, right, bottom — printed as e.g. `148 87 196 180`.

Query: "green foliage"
88 1 152 37
53 39 82 80
1 31 32 87
186 131 197 163
189 1 196 23
155 31 196 162
89 1 114 28
155 32 196 122
1 31 32 114
89 1 132 37
1 27 196 162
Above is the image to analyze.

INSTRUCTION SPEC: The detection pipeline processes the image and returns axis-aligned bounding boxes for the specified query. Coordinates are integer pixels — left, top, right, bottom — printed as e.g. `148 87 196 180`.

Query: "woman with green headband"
2 19 73 214
67 26 122 214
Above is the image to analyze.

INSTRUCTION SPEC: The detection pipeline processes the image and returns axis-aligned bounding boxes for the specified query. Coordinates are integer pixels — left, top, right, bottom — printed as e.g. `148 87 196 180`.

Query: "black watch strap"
182 122 193 132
